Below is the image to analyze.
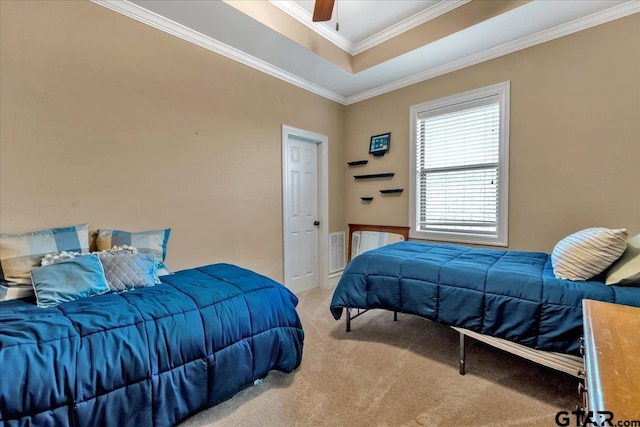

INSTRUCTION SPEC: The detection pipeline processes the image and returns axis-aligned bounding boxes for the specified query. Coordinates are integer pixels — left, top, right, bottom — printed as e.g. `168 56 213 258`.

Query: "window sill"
409 230 508 247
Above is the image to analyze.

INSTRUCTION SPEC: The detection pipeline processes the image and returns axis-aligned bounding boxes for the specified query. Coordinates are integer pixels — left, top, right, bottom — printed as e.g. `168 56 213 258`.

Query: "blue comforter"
330 242 639 355
0 263 304 426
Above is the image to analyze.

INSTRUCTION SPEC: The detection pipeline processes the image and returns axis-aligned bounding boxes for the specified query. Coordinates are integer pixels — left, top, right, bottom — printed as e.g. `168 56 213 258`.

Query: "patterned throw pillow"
31 254 110 308
605 233 640 286
41 246 159 293
98 252 159 292
96 228 171 275
551 227 628 281
0 224 90 288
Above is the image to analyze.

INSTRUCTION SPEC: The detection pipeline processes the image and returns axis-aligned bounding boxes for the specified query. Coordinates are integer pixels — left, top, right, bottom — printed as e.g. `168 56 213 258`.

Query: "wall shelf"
347 160 369 166
360 197 374 202
380 188 403 194
354 173 394 180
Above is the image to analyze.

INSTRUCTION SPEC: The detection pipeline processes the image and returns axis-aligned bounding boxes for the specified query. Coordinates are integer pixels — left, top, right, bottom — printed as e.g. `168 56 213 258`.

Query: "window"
409 81 510 246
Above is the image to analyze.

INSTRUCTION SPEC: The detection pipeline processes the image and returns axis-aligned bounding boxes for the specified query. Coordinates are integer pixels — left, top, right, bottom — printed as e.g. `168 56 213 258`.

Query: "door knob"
314 221 320 227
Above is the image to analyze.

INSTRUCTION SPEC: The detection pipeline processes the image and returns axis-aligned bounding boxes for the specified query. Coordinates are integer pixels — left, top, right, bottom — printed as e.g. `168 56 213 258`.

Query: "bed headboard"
347 224 410 261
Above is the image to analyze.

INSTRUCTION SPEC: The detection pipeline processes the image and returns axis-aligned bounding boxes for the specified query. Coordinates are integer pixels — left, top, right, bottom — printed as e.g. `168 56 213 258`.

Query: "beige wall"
0 1 345 281
344 14 640 252
2 2 638 282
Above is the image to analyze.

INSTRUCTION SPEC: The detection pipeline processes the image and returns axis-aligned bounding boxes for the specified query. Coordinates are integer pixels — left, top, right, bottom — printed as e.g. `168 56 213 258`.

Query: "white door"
283 133 319 293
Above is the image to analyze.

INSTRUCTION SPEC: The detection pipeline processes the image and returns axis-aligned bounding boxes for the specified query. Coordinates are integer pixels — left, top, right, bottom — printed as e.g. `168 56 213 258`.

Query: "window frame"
409 81 510 246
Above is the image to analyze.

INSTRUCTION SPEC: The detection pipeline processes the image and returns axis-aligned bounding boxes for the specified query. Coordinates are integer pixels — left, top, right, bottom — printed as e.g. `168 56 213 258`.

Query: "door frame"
282 125 329 291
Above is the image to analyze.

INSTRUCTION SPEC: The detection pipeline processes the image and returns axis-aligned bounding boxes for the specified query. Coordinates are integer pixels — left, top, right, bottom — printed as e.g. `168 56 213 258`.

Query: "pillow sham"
0 224 90 287
96 228 171 275
551 227 628 281
605 233 640 286
31 254 109 308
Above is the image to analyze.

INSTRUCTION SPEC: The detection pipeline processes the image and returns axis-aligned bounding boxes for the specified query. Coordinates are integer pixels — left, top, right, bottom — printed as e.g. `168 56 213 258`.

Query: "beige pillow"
605 234 640 286
551 227 628 281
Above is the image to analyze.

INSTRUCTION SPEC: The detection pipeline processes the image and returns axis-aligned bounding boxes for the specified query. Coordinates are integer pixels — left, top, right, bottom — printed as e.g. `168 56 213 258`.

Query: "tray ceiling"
94 0 639 104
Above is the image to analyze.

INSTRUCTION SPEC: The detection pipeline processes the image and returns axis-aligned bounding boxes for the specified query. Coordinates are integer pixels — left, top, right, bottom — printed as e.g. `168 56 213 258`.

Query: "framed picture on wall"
369 132 391 157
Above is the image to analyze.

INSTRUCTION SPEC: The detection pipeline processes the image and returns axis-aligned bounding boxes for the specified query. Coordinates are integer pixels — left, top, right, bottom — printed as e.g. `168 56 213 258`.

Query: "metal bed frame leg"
346 309 351 333
344 307 383 333
393 311 398 321
459 332 466 375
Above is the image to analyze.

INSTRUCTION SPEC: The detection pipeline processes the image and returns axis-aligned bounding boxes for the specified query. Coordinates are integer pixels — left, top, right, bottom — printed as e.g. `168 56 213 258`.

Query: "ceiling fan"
312 0 335 22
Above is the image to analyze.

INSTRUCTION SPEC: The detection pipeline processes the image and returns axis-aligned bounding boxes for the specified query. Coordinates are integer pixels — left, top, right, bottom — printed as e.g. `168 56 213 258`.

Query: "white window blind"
410 82 509 246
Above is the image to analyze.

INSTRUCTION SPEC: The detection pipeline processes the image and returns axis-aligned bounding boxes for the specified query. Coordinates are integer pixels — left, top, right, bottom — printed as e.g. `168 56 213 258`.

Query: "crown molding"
269 0 470 55
345 1 640 105
92 0 347 104
93 0 638 107
352 0 470 55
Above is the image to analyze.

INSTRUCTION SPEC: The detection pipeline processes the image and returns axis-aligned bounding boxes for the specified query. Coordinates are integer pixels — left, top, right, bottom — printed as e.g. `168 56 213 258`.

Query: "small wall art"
369 132 391 157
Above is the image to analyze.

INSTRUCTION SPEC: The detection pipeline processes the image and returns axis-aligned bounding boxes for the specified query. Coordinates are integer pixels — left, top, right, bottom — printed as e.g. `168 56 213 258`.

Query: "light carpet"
180 287 579 426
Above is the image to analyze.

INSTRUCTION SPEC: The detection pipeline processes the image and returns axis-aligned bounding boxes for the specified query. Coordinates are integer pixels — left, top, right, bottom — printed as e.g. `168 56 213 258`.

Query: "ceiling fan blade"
312 0 335 22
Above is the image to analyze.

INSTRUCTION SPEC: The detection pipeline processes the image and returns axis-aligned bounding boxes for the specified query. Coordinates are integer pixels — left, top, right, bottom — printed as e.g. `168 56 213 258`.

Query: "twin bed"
330 225 639 377
0 263 304 426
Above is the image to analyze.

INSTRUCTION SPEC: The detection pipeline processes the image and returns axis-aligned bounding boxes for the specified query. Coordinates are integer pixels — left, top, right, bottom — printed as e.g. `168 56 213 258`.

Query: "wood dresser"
582 299 640 423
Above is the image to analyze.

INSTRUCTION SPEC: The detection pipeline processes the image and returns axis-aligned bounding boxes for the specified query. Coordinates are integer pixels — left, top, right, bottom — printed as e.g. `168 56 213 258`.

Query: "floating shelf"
353 173 395 180
360 197 374 202
380 188 404 194
347 160 369 166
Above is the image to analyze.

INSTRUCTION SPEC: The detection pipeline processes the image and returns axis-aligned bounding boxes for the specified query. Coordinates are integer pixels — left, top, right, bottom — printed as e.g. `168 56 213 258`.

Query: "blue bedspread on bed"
0 263 304 427
330 242 639 355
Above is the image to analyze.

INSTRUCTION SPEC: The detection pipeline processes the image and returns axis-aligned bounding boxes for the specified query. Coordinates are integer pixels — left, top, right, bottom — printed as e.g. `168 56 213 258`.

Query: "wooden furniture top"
582 299 640 419
347 224 410 262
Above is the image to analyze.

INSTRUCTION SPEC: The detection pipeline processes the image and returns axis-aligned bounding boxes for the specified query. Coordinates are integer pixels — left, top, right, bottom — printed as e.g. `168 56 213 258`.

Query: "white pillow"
605 234 640 286
551 227 628 281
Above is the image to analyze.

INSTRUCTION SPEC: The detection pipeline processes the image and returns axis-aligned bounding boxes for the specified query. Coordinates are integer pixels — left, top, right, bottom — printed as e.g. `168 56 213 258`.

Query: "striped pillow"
96 228 171 275
0 224 90 287
551 227 628 281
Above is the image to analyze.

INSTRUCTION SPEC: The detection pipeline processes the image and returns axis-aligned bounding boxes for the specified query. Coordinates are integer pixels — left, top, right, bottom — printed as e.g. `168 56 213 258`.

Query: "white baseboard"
325 271 343 289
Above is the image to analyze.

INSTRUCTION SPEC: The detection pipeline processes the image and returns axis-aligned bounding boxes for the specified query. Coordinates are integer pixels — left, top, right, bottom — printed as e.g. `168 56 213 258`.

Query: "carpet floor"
180 287 580 427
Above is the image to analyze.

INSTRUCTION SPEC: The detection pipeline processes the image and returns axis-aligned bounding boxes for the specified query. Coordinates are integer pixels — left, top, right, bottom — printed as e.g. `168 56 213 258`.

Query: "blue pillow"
31 254 109 308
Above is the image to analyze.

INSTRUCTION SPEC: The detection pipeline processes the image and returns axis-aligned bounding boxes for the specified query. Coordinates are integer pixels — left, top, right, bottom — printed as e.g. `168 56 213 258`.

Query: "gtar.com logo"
555 410 613 427
555 410 640 427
